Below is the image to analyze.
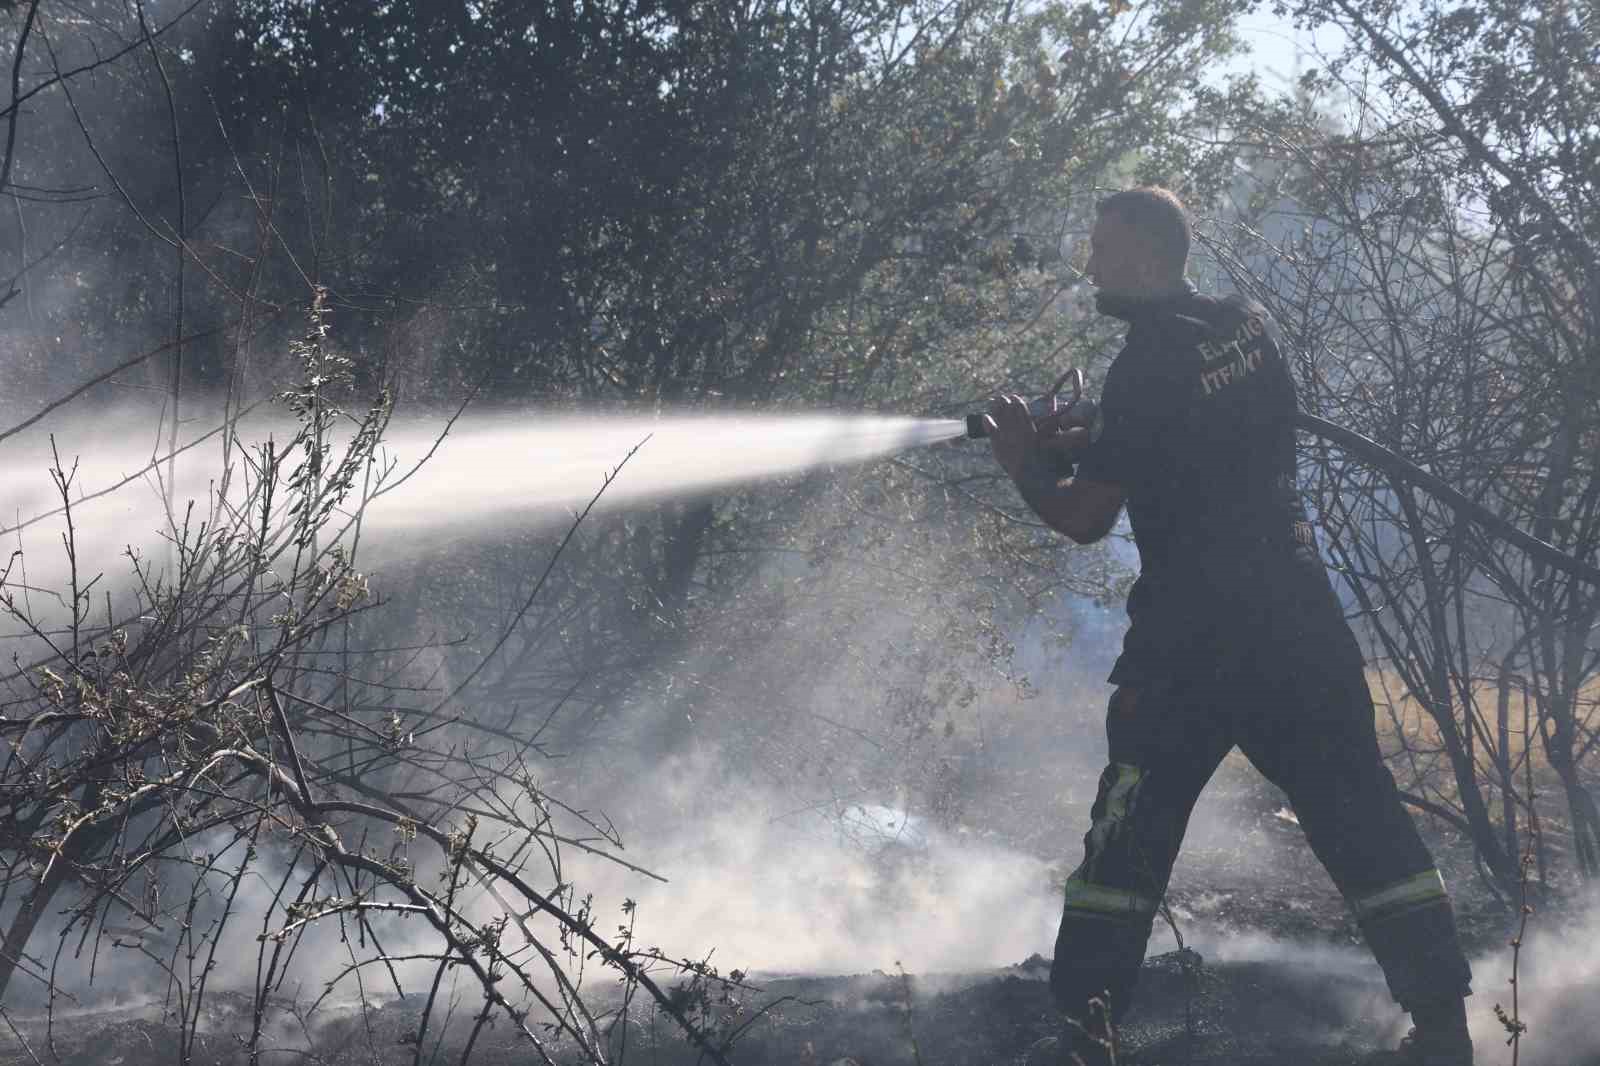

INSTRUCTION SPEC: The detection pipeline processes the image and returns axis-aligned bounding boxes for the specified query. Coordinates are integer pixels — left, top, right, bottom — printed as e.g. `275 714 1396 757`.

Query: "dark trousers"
1049 638 1473 1027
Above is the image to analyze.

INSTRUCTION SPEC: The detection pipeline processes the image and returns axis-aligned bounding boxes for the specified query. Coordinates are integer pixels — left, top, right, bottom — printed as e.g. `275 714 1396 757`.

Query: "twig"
431 434 652 712
134 0 188 542
1161 905 1200 1064
0 0 209 126
0 1002 42 1066
895 962 926 1066
0 1 42 202
1494 837 1537 1060
0 327 228 448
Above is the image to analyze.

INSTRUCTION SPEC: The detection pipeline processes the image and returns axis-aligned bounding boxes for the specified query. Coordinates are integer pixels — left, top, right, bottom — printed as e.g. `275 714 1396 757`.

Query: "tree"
1207 0 1600 886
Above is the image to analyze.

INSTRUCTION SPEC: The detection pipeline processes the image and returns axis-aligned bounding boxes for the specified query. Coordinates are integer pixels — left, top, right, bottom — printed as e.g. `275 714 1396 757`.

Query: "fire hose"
1293 411 1600 588
965 369 1600 588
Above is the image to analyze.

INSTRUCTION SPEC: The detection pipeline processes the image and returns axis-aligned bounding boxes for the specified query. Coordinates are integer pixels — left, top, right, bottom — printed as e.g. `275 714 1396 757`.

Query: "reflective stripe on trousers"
1352 869 1447 922
1065 762 1161 921
1061 876 1160 922
1080 763 1145 882
1050 759 1165 1023
1050 670 1473 1019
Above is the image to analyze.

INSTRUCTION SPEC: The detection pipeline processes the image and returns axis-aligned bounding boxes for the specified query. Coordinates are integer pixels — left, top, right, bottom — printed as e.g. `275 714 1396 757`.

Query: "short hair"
1096 186 1191 275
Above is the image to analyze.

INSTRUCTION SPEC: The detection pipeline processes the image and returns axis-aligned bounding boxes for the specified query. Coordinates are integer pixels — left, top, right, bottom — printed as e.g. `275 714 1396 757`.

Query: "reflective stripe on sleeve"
1353 869 1447 921
1062 877 1160 920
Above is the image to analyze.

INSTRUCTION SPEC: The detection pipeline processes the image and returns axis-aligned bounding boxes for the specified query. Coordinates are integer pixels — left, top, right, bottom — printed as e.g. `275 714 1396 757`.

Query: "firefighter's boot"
1366 1000 1473 1066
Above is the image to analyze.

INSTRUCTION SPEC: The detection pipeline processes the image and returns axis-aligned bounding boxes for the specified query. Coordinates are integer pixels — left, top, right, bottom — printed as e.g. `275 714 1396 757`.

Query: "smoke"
1159 880 1600 1064
0 825 448 1011
0 401 1051 1022
1173 909 1600 1064
11 398 1596 1066
1463 895 1600 1066
550 746 1062 978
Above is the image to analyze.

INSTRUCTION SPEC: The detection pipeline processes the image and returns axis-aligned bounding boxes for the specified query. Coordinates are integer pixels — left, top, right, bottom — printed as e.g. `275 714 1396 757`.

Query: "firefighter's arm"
985 395 1124 544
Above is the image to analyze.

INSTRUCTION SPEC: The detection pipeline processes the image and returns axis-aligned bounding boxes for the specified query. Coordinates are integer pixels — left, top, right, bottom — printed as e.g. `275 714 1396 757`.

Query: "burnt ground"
5 831 1591 1066
3 749 1592 1065
1 944 1587 1066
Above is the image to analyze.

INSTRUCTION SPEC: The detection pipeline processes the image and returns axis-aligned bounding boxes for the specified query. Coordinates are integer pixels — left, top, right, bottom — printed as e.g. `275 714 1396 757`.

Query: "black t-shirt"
1076 284 1358 683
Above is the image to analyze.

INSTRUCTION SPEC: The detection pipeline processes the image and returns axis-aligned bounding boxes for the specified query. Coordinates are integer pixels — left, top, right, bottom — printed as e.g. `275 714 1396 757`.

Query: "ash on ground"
4 940 1593 1066
3 761 1591 1065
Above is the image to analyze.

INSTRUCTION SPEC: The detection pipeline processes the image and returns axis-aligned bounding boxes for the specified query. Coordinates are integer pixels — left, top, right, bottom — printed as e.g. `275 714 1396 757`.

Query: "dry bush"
0 294 747 1065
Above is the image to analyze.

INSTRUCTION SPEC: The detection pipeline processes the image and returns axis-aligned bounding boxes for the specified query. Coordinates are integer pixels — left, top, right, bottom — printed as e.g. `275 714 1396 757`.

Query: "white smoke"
1464 896 1600 1066
535 746 1062 978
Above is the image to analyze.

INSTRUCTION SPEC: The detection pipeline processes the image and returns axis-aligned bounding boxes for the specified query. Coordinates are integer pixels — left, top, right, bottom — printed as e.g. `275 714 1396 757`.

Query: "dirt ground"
3 944 1587 1066
2 747 1589 1065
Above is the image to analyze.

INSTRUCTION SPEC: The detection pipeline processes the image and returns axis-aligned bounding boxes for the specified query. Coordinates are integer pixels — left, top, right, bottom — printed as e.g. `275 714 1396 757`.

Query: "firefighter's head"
1085 186 1190 303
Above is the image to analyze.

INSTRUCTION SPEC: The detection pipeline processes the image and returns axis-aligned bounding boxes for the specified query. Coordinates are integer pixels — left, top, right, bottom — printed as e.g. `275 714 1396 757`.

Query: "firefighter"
986 187 1474 1066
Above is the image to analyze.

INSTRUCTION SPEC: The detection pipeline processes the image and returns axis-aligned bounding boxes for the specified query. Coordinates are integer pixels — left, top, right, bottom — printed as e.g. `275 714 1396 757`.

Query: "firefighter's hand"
1034 409 1095 467
984 395 1039 480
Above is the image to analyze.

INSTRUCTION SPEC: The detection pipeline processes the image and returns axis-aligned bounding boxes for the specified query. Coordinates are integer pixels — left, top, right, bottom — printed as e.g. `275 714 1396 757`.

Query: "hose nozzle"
965 367 1097 440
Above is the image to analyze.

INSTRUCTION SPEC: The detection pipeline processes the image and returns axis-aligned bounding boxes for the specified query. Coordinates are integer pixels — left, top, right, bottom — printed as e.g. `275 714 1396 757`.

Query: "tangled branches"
0 296 739 1065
